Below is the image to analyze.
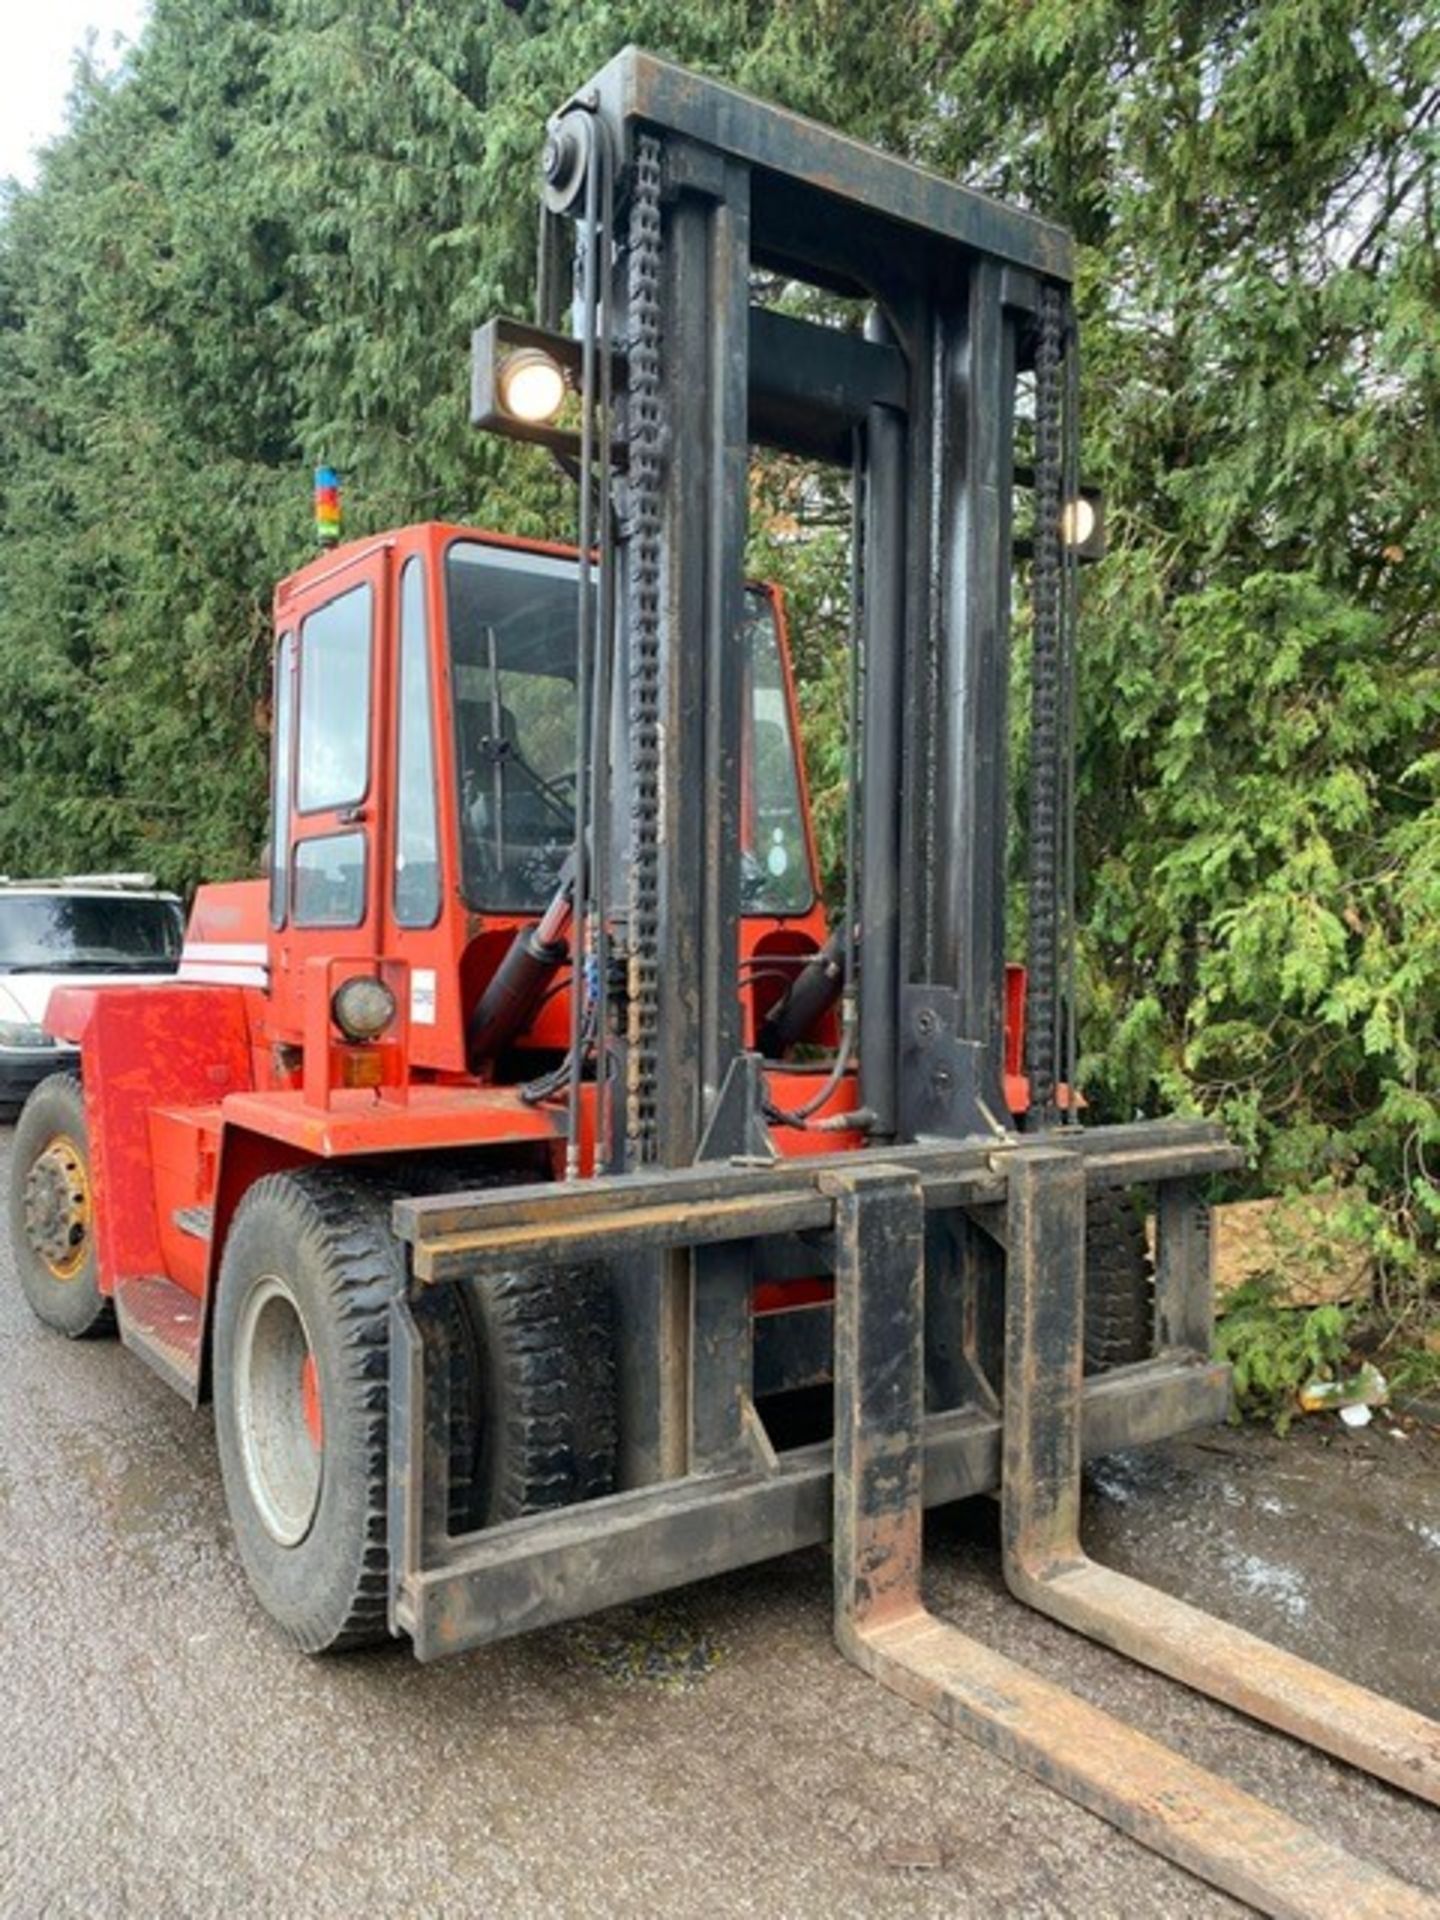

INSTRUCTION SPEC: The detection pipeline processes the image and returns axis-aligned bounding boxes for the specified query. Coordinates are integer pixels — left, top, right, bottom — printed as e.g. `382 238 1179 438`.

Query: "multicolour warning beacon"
314 465 341 546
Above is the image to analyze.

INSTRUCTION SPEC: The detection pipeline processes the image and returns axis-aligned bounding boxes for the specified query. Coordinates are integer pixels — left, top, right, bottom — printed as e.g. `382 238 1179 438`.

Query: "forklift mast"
495 49 1077 1173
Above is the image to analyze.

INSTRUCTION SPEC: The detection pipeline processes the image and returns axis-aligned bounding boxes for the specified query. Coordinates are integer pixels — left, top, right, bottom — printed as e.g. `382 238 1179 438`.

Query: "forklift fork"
1003 1149 1440 1805
830 1159 1440 1918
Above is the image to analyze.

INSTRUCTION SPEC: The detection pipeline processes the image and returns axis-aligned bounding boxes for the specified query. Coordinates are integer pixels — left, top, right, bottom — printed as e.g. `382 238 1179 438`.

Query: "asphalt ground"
1 1122 1437 1918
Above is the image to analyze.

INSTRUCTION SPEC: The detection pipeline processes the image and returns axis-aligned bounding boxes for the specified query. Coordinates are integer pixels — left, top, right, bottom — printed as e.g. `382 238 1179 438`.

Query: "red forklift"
9 50 1437 1914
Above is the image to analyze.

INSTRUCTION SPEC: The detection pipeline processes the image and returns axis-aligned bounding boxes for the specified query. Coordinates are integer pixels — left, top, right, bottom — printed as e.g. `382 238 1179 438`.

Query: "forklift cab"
264 524 829 1081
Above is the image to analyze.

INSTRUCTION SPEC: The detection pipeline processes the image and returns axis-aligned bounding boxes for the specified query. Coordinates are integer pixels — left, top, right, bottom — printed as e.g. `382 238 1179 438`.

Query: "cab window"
297 583 373 814
742 594 813 914
294 832 367 928
394 559 441 927
445 545 814 915
447 544 582 913
268 632 295 928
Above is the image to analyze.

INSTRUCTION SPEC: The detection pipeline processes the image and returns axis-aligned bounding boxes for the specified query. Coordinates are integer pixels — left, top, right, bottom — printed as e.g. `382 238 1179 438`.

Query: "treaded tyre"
214 1167 618 1652
214 1169 399 1652
457 1266 617 1528
1083 1187 1153 1373
8 1072 113 1339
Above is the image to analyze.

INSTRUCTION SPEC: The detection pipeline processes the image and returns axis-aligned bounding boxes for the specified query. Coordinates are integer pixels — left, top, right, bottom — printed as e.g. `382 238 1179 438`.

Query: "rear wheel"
1083 1187 1153 1372
213 1167 616 1652
8 1073 113 1339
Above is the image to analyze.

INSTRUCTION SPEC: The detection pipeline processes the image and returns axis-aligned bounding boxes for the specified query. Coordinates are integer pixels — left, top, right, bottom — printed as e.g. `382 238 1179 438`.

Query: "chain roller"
623 132 664 1164
1025 282 1067 1125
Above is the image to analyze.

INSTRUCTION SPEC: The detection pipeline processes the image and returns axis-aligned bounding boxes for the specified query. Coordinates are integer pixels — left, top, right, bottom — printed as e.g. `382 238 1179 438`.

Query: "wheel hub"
23 1136 91 1281
234 1275 324 1546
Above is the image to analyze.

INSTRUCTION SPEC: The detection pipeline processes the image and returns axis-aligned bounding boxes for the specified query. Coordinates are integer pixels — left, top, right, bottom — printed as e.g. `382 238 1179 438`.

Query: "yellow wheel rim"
24 1134 93 1283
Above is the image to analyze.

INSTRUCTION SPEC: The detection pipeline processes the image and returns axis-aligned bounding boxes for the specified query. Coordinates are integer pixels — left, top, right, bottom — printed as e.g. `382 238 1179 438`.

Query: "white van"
0 876 184 1116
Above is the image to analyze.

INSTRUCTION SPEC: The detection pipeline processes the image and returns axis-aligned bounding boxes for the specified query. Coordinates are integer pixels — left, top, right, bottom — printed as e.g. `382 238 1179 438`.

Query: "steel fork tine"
1004 1148 1440 1809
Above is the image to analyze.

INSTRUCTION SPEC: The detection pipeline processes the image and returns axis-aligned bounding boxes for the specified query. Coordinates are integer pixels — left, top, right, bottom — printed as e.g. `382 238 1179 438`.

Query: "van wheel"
8 1073 113 1339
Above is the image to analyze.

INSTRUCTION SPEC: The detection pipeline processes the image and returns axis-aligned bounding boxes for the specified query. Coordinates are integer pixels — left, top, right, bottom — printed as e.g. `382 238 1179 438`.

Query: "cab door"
379 547 457 1067
271 547 391 1039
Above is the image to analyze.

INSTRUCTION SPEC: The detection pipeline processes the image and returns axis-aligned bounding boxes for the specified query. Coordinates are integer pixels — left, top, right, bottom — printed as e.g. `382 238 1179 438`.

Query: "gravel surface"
1 1124 1436 1918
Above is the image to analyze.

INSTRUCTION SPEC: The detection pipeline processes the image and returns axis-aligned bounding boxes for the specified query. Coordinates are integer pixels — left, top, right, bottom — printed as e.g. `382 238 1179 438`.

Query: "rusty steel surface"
392 1357 1229 1661
1012 1560 1440 1807
852 1613 1439 1920
581 46 1075 281
388 1115 1235 1665
395 1116 1243 1276
827 1167 928 1639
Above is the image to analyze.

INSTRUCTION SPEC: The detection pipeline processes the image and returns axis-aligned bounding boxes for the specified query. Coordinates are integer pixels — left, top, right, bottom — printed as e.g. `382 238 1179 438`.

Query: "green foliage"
1214 1280 1353 1432
1386 1338 1440 1402
747 455 853 896
918 1 1439 1308
0 0 1435 1312
0 0 916 888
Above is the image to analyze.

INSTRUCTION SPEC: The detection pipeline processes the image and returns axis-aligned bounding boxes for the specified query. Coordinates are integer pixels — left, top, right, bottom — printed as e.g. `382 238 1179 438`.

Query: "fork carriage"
388 1125 1233 1659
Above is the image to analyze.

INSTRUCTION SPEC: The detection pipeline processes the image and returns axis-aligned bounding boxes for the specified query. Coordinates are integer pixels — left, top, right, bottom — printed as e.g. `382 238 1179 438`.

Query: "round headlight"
497 347 567 426
331 975 397 1043
1061 495 1097 549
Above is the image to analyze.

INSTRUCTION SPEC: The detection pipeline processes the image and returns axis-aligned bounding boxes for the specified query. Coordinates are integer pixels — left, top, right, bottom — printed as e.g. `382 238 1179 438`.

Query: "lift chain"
623 131 665 1164
1025 282 1067 1125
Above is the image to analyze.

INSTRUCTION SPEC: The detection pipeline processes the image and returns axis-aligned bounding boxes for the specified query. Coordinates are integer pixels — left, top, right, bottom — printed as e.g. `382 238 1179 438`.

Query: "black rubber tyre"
214 1169 399 1652
7 1073 114 1339
213 1166 618 1652
1083 1187 1153 1373
457 1266 617 1528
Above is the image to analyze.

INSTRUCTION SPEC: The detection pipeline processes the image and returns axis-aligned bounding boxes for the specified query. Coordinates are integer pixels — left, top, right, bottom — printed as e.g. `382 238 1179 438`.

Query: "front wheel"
213 1167 617 1653
213 1170 397 1651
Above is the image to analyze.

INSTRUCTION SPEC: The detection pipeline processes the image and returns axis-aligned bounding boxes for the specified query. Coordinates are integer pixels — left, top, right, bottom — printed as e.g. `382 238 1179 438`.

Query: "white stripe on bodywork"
177 962 269 988
181 941 269 964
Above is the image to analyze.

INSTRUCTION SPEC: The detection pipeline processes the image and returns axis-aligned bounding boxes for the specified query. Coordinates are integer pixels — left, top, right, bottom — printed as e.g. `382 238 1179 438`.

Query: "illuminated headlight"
330 976 397 1043
1061 496 1096 548
0 1021 53 1049
1060 490 1106 559
496 347 567 426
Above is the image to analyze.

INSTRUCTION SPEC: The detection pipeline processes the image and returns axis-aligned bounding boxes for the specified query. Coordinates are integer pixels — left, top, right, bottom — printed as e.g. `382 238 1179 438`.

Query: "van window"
0 895 183 971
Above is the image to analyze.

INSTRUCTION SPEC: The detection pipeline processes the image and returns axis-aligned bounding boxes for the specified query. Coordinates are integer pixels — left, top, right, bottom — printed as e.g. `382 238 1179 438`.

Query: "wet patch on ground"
1081 1416 1440 1708
566 1600 726 1690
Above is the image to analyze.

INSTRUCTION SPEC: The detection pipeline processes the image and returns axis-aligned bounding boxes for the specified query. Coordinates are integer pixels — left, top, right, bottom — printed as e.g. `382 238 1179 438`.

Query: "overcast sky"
2 2 150 186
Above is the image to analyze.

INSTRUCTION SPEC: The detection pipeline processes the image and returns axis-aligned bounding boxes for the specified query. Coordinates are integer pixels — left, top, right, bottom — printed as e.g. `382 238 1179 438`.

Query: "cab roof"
273 521 582 615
